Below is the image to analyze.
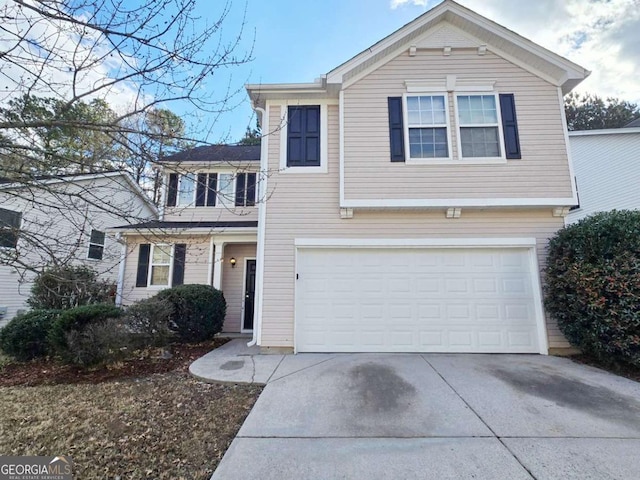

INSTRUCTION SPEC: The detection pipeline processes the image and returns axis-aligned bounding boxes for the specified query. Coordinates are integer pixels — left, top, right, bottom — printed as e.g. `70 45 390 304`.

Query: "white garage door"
295 246 544 353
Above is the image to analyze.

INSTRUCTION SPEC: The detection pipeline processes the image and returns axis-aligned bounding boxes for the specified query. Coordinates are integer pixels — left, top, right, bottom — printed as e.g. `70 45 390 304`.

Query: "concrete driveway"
211 353 640 479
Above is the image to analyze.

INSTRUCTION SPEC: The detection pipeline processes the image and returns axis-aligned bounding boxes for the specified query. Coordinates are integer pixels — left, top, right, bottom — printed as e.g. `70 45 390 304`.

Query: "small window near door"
150 244 172 286
87 229 105 260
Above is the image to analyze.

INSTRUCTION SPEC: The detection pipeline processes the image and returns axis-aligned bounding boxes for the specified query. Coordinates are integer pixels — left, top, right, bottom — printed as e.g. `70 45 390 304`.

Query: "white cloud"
391 0 429 10
0 0 145 112
391 0 640 103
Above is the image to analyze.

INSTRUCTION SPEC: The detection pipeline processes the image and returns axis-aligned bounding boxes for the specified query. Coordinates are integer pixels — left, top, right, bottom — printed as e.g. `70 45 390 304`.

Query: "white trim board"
295 237 537 248
340 198 577 208
240 256 256 334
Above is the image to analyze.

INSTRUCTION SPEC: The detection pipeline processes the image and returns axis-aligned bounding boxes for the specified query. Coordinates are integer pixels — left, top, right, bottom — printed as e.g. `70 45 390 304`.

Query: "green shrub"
29 265 115 310
545 210 640 366
0 310 61 361
123 297 174 347
154 284 226 342
48 304 122 362
64 317 132 367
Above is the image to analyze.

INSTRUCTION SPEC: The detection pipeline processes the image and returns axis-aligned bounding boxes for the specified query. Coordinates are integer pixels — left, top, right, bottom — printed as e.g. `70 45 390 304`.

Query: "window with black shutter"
0 208 21 249
287 106 321 167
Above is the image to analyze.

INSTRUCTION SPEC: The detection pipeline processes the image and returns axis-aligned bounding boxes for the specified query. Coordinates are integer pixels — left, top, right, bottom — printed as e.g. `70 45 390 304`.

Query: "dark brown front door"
243 259 257 330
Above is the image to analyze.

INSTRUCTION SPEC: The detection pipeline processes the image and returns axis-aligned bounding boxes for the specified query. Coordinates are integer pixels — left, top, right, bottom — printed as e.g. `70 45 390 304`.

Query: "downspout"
115 232 127 306
248 105 268 347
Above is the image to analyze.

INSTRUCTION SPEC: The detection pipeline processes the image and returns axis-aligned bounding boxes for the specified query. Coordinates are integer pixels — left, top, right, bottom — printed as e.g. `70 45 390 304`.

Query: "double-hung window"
150 244 172 286
0 208 21 249
406 95 449 159
457 95 500 158
177 173 196 206
235 173 257 207
87 229 105 260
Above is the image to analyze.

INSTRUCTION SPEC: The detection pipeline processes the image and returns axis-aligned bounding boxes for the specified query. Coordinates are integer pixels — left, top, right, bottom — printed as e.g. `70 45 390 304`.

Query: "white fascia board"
295 237 537 248
340 198 577 208
557 87 579 205
569 127 640 136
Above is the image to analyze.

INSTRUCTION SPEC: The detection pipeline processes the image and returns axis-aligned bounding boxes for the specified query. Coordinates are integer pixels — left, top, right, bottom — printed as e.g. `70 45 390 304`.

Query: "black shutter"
195 173 207 206
166 174 178 206
206 173 217 207
499 94 521 159
135 244 151 287
235 173 247 206
246 173 257 207
287 106 320 167
388 97 405 162
172 243 186 286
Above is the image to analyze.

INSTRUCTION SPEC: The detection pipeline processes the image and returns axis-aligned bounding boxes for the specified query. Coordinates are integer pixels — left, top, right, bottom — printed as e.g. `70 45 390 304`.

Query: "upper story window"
388 90 521 164
457 95 500 158
406 95 449 159
87 229 105 260
0 208 21 249
166 172 257 208
287 106 320 167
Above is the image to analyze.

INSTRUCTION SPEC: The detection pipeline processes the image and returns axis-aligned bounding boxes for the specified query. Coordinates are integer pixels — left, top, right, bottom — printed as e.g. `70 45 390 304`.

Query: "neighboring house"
0 171 157 325
118 0 589 354
114 145 260 334
566 127 640 224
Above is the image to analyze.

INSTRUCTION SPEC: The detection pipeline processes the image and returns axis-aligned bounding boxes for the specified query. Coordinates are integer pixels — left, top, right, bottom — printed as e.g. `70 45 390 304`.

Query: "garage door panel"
296 247 542 353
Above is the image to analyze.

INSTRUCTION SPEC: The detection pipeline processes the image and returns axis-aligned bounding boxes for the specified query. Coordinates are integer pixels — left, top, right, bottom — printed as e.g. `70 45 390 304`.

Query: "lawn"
0 341 262 479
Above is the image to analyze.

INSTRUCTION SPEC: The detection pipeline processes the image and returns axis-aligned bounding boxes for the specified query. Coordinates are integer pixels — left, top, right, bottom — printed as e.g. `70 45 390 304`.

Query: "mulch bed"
0 338 229 387
570 354 640 383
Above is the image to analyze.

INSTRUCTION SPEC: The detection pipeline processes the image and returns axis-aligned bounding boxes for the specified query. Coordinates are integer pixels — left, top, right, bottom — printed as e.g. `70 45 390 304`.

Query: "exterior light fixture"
229 257 237 268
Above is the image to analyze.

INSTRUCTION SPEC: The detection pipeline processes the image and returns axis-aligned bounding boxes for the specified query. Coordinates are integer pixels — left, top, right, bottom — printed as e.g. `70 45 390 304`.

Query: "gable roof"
0 170 158 215
159 145 260 164
625 117 640 128
247 0 589 106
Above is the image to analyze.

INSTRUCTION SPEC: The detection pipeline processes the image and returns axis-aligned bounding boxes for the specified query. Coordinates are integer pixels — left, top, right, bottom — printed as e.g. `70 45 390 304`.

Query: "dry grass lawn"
0 367 261 479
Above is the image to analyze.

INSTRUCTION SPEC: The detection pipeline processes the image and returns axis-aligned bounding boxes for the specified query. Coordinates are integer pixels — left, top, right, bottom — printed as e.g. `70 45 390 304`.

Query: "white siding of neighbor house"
566 130 640 224
120 236 256 333
0 175 156 326
261 104 569 350
342 48 573 201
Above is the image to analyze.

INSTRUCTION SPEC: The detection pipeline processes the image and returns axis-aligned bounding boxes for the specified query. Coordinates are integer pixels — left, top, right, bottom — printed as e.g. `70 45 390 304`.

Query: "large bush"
545 210 640 366
154 284 226 342
123 297 174 347
48 304 122 362
64 317 132 367
29 265 115 310
0 310 61 361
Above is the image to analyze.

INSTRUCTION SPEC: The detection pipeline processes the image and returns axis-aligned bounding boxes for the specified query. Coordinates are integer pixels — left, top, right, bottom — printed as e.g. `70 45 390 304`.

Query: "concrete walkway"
191 342 640 480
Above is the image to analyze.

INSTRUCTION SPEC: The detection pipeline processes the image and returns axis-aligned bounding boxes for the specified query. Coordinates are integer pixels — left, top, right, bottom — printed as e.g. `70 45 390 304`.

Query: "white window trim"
176 172 196 207
86 229 105 261
453 92 507 163
279 102 329 174
403 92 453 164
147 243 174 289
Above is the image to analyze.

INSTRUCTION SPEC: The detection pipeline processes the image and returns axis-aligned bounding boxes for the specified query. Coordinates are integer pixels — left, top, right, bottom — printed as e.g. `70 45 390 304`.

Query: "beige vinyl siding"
120 236 256 333
262 104 569 349
162 206 258 223
120 235 212 305
343 49 573 200
221 243 257 332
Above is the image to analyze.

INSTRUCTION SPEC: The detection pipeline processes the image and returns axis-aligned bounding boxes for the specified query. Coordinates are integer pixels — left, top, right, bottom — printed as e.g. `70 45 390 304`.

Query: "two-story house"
118 0 589 354
115 145 260 333
0 171 157 325
245 0 588 354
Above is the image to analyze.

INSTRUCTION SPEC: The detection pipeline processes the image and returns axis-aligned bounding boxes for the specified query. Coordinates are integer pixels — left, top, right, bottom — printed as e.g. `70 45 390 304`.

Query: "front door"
243 259 257 331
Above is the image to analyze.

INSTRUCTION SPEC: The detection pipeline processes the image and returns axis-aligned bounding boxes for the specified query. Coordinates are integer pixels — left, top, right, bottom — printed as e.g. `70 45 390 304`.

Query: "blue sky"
207 0 639 144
